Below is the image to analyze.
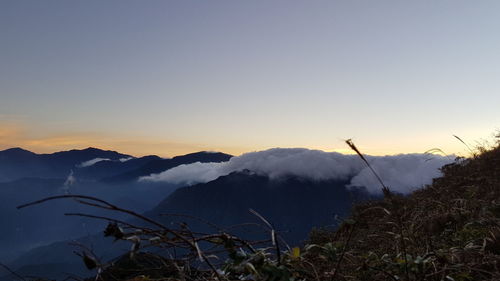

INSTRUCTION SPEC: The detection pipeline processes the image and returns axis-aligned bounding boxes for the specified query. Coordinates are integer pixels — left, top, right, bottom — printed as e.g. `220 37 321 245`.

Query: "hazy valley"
0 146 453 280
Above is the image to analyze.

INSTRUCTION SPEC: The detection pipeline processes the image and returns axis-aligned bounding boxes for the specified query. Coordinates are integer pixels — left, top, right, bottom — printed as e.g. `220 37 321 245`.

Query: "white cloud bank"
139 148 454 194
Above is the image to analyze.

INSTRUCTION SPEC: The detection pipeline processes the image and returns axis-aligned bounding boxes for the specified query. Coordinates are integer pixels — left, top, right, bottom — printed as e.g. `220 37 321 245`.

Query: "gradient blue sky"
1 0 499 157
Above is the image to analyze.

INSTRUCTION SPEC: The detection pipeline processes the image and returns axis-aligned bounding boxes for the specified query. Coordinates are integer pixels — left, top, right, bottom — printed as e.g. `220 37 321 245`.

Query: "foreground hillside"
70 143 500 281
306 143 500 280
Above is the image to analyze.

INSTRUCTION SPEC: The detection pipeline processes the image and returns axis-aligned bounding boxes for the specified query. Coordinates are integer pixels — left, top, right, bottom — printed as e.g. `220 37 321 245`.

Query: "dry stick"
453 135 475 156
395 212 410 281
63 213 186 250
17 195 225 281
424 148 455 162
196 234 258 254
18 195 169 233
160 213 273 253
159 213 224 232
301 259 321 281
0 263 26 281
69 241 106 281
249 209 282 264
249 208 288 251
65 212 144 231
345 139 391 196
345 139 410 281
330 223 356 281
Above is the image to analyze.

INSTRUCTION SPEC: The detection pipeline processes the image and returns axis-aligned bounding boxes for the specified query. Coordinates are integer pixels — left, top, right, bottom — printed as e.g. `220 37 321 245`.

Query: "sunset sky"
1 0 499 157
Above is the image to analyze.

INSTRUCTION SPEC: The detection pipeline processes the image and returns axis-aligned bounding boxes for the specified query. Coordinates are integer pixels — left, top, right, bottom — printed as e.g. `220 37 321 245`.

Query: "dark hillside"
146 171 371 244
307 143 500 280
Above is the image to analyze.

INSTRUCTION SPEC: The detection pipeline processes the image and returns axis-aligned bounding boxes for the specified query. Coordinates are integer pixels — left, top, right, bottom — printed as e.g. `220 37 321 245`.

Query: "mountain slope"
146 171 371 244
74 155 161 180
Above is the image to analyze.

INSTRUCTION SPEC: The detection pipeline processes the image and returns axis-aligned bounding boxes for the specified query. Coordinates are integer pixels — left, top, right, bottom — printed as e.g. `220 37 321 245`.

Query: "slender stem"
0 263 26 281
331 223 356 281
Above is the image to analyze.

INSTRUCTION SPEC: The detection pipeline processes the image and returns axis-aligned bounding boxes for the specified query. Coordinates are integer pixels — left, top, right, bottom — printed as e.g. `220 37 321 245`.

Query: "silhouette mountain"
0 147 132 182
146 171 371 244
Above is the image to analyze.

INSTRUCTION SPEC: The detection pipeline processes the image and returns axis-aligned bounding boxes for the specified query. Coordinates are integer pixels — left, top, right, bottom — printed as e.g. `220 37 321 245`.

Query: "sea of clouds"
139 148 454 194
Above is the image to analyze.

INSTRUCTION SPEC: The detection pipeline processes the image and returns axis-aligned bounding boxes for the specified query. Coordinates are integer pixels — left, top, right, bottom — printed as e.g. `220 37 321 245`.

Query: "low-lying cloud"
348 154 452 194
139 148 454 194
78 158 111 167
78 157 135 168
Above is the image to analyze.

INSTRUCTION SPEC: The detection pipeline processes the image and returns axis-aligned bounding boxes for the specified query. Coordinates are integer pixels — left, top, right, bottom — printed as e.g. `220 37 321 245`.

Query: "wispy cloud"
62 170 76 194
78 158 112 168
119 157 134 162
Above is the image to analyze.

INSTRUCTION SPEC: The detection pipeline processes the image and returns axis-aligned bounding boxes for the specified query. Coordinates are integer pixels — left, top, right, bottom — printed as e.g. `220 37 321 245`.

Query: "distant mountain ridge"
0 147 234 263
0 147 233 183
0 147 132 182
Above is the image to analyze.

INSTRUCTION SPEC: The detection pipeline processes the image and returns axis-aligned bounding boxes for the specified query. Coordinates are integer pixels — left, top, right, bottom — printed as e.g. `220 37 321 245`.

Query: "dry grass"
307 141 500 280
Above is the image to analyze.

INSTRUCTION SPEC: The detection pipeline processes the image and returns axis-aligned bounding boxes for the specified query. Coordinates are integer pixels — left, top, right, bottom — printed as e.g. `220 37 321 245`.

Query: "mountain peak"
83 147 103 151
69 147 118 154
173 151 232 159
49 147 132 158
0 147 35 155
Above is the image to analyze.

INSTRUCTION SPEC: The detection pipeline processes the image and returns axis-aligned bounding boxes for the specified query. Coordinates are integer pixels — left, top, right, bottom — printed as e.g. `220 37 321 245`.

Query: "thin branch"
330 223 356 281
249 209 282 264
453 134 475 156
18 194 225 281
345 139 391 196
0 262 26 281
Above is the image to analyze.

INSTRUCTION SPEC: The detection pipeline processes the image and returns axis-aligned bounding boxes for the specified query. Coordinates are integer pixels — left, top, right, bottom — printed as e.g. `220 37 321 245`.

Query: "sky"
1 0 499 157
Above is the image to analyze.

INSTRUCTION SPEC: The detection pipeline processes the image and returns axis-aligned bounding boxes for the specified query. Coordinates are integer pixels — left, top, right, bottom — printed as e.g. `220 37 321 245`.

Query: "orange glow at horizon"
0 122 496 158
0 122 248 157
0 134 491 158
